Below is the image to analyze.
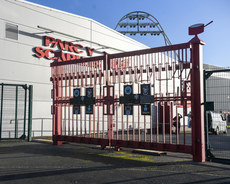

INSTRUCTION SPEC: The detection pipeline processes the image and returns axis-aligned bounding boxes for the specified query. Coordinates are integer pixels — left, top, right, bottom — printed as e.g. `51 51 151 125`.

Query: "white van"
208 112 227 135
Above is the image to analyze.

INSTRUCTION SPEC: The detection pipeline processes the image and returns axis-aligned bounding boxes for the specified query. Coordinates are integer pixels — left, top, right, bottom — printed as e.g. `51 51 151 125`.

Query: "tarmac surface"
0 139 230 184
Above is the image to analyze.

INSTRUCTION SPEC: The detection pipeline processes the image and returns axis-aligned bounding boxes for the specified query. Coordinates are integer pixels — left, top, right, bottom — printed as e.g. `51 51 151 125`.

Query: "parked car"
208 112 227 135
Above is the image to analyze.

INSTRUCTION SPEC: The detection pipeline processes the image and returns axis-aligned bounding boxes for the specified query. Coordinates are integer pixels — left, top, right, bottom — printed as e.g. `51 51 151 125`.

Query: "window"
5 23 18 40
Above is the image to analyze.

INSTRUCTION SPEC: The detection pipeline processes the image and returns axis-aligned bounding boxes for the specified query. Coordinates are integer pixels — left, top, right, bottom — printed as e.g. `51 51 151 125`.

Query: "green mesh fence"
204 66 230 161
0 84 29 140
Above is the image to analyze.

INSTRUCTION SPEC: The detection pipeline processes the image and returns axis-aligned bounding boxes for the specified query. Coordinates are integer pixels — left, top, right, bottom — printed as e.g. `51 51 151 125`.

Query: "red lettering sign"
73 44 83 54
86 47 94 56
34 47 45 58
33 36 95 62
44 36 56 47
44 49 56 60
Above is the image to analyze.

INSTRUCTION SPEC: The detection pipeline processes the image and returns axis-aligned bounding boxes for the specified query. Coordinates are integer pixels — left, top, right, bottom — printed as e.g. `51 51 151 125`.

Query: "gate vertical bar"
52 79 56 137
190 36 205 162
105 53 113 146
0 84 3 140
15 86 18 138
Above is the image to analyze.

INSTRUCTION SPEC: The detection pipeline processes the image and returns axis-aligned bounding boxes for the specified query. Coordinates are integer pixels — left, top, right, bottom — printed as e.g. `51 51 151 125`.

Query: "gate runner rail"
51 37 205 162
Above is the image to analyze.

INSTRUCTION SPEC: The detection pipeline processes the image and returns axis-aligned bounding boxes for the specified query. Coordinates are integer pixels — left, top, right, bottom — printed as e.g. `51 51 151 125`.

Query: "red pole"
52 79 56 137
190 36 205 162
53 78 62 145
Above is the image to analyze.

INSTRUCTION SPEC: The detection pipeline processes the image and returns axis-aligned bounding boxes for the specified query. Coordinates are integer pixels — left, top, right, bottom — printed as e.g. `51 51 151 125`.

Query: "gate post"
53 78 62 145
190 36 205 162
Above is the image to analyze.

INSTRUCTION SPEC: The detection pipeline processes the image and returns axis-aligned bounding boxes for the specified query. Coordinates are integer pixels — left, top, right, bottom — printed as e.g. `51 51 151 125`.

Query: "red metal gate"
51 36 205 162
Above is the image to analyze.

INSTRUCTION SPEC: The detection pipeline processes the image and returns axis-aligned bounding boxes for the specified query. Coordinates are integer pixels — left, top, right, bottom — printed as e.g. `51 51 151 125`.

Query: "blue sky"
26 0 230 67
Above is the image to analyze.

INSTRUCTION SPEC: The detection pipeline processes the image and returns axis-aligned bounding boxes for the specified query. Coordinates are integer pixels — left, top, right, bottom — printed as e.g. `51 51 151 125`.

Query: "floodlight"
115 11 173 46
188 21 213 36
189 23 204 35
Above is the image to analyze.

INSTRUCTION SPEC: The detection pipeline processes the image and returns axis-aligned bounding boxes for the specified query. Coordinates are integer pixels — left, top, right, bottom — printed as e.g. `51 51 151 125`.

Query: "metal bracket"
103 85 115 115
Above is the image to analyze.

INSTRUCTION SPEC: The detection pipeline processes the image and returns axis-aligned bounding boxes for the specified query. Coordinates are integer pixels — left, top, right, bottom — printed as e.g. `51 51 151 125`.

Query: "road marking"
33 139 52 142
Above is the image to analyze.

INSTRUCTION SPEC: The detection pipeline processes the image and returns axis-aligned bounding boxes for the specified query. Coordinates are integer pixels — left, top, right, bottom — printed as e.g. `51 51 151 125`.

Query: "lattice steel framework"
115 11 172 46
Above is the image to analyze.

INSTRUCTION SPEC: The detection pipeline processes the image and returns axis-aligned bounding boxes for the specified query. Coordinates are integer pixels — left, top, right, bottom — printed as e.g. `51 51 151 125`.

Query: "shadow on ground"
0 141 230 184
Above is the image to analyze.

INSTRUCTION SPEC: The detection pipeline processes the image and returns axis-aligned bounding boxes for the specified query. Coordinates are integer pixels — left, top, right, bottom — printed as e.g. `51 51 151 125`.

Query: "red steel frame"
51 36 205 162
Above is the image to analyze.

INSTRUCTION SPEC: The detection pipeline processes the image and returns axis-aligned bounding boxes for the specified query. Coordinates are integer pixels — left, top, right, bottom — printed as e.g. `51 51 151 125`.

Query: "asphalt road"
209 128 230 160
0 141 230 184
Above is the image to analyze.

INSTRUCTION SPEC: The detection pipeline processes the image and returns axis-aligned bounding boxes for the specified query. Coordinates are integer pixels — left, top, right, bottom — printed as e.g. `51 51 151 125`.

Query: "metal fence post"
0 83 4 140
203 71 209 159
203 71 215 160
28 85 33 142
15 86 18 138
190 36 205 162
23 85 27 139
41 118 44 136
